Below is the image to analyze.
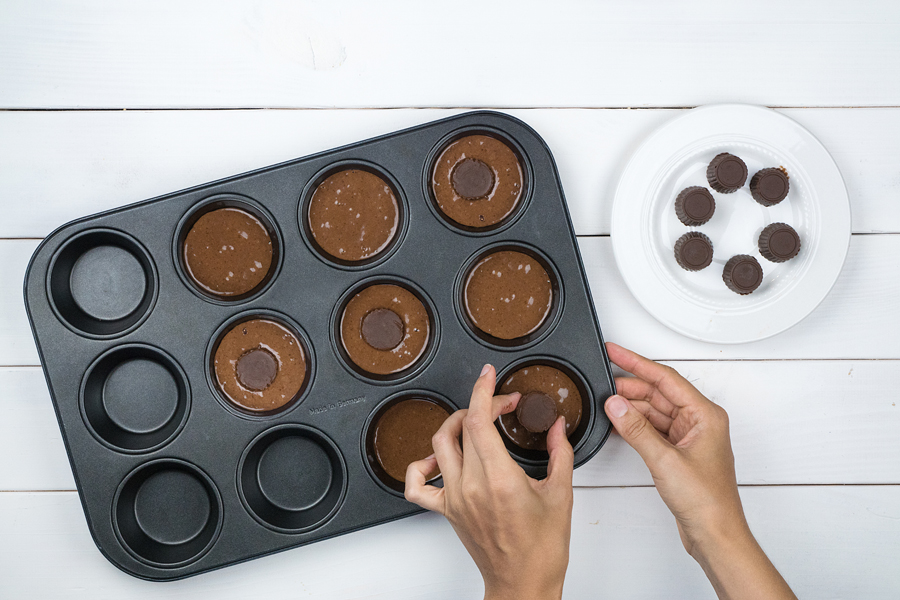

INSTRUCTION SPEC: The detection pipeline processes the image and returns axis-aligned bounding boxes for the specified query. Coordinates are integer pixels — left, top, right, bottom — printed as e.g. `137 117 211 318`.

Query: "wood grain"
0 487 896 598
1 108 898 238
2 1 900 108
3 359 898 491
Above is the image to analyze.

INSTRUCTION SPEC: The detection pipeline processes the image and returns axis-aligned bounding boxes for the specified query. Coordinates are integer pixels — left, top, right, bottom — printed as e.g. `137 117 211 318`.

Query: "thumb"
605 395 670 467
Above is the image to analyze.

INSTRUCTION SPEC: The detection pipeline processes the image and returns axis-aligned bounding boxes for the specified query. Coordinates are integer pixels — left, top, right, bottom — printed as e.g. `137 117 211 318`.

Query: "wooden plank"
3 360 898 491
2 2 900 108
0 487 896 598
1 108 898 239
5 235 899 367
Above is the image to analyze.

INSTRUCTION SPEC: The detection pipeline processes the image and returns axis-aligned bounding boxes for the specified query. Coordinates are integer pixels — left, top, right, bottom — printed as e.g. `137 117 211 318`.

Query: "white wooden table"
2 2 899 598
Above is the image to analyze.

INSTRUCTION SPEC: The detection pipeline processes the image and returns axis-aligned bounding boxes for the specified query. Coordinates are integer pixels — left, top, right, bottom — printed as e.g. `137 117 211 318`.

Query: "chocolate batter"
341 284 430 375
183 207 274 297
308 169 399 262
498 365 583 451
431 135 524 228
464 250 553 341
213 318 307 412
373 398 451 482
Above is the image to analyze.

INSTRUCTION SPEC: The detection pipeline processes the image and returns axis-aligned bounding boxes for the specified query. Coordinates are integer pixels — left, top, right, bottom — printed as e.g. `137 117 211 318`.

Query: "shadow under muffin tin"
24 111 615 581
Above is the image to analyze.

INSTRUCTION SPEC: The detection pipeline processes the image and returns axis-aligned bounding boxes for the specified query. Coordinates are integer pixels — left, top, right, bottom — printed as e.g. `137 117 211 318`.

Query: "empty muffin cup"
114 459 222 567
81 344 190 453
363 392 455 496
209 312 314 416
47 229 157 338
175 195 281 302
335 278 437 381
301 162 405 268
428 129 529 233
239 425 346 533
495 358 592 463
459 244 561 348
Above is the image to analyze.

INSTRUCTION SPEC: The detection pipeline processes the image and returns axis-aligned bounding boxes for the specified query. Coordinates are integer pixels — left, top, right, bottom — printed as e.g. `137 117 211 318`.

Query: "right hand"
603 342 747 556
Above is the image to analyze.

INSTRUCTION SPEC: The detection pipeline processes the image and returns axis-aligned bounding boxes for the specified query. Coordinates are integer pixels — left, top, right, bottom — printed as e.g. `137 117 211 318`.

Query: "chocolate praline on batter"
432 134 524 229
674 186 716 226
750 168 790 206
498 365 583 451
213 318 308 413
464 250 554 341
182 206 274 298
340 283 431 376
307 168 399 263
516 392 558 433
759 222 801 263
707 153 748 193
372 398 451 483
722 255 764 295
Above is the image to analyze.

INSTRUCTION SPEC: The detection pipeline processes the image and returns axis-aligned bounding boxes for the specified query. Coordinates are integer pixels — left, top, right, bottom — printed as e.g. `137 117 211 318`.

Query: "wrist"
483 566 566 600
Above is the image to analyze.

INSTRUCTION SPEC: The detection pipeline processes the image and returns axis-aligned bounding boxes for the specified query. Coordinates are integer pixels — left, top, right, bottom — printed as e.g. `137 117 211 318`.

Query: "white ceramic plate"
611 104 850 344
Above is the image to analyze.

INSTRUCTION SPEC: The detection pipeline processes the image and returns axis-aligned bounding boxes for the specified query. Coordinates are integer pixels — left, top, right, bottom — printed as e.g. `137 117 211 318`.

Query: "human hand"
405 364 574 600
604 342 795 599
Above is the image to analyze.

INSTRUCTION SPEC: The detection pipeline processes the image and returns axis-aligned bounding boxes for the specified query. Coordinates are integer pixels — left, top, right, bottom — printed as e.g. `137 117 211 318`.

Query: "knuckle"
431 431 448 448
621 414 650 440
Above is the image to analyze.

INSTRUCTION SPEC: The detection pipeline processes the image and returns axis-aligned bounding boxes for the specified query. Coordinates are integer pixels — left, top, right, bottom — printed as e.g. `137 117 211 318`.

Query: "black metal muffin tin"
24 111 615 580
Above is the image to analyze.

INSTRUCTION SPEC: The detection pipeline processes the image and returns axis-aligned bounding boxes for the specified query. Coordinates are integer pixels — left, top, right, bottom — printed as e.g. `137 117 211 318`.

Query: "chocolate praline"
213 318 308 413
674 186 716 226
372 399 451 483
516 392 558 433
707 153 748 193
431 135 524 228
464 250 553 341
340 284 430 376
759 223 801 263
308 169 399 263
498 365 582 451
674 232 714 271
750 168 790 206
183 207 274 298
722 255 764 295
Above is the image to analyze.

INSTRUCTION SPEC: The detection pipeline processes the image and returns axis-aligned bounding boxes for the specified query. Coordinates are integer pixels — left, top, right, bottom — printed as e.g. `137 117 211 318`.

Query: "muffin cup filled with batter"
208 311 313 417
495 358 593 463
457 244 562 349
363 392 455 496
175 195 282 303
426 128 530 234
335 278 437 382
300 162 406 268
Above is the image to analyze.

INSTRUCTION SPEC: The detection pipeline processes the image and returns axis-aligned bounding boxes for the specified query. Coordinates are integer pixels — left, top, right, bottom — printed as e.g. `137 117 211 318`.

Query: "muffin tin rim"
360 389 459 498
329 275 441 386
45 227 159 340
297 159 410 271
454 241 565 352
172 193 285 305
204 309 317 420
422 124 534 237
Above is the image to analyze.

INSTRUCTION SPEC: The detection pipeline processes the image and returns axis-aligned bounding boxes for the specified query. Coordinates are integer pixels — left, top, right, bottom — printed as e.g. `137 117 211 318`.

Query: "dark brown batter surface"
341 284 430 375
373 399 451 482
464 250 553 340
213 318 307 412
432 135 524 228
498 365 583 451
308 169 399 262
183 207 273 297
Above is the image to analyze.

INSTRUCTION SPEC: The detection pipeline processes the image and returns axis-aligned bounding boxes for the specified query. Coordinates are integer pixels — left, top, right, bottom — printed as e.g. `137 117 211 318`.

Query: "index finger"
463 364 519 471
606 342 707 408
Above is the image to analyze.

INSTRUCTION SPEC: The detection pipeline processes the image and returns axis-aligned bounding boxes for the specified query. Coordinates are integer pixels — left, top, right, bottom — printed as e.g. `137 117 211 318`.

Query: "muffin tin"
24 111 615 580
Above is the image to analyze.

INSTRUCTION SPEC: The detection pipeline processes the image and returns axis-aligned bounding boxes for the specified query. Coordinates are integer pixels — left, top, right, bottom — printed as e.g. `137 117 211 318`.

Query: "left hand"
405 364 575 600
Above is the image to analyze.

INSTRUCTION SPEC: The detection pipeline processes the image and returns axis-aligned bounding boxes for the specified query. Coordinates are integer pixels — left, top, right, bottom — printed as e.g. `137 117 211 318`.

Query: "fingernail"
480 364 492 377
425 453 435 460
607 395 628 418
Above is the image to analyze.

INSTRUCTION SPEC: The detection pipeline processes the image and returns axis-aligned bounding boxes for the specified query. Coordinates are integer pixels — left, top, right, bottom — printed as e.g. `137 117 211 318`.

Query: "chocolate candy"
675 186 716 226
759 222 801 263
516 392 557 433
722 255 764 295
498 364 582 451
707 153 748 193
235 349 278 391
452 158 495 200
674 232 714 271
361 308 405 351
750 168 790 206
